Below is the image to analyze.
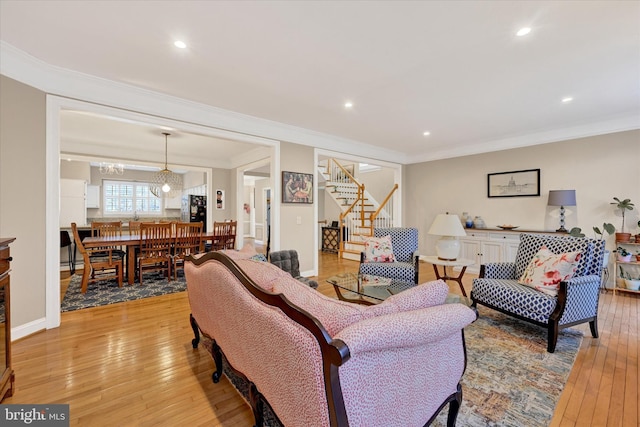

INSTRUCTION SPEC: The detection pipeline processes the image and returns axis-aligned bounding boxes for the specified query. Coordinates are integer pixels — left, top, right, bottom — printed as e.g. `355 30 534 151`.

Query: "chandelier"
99 162 124 175
150 132 182 198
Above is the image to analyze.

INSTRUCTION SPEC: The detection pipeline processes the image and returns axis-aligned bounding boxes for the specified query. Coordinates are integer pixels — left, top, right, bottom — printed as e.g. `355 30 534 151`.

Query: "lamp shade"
428 214 467 237
547 190 576 207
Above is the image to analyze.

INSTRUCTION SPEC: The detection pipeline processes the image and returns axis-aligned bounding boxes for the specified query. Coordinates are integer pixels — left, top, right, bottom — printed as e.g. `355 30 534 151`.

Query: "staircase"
319 159 398 260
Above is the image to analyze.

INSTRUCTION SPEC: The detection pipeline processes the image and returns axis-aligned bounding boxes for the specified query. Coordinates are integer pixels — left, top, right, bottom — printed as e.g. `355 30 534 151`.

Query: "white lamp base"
436 237 460 261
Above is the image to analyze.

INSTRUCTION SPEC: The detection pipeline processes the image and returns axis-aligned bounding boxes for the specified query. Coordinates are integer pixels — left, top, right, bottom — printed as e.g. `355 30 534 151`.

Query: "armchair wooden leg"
190 313 200 348
589 318 599 338
547 321 559 353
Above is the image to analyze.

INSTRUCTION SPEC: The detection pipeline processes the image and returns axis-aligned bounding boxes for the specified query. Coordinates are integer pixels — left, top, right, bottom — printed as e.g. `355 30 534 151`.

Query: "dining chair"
128 221 141 236
71 222 123 293
90 221 126 259
172 221 203 280
212 220 237 250
138 222 173 284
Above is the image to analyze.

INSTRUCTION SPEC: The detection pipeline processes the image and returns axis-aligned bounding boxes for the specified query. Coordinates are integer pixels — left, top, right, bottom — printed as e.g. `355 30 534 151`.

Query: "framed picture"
487 169 540 198
282 171 313 204
216 189 225 209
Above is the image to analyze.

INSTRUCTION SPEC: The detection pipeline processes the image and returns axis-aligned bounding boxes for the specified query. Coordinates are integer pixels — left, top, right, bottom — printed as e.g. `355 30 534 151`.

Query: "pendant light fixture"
99 162 124 175
150 132 182 198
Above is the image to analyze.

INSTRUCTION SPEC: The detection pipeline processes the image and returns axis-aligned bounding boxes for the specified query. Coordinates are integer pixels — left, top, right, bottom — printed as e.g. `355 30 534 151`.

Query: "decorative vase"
473 216 486 229
465 215 474 229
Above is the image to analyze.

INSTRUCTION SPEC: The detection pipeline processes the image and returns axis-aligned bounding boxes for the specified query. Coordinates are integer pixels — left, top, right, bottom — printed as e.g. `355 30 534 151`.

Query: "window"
103 180 162 216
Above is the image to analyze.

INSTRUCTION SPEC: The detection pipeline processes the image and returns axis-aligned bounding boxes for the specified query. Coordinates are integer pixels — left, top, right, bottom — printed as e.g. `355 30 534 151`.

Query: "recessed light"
344 101 353 109
516 27 531 37
423 131 431 136
174 40 187 49
562 97 573 103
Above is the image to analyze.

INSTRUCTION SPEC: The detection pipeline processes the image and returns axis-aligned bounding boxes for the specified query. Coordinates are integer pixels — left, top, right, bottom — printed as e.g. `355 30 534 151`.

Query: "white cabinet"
86 185 100 208
60 179 86 227
165 195 182 209
458 230 521 273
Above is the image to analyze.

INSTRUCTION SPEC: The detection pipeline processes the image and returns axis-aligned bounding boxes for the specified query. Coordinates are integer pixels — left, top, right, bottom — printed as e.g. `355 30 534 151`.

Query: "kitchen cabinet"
60 179 86 227
165 194 182 209
86 185 100 208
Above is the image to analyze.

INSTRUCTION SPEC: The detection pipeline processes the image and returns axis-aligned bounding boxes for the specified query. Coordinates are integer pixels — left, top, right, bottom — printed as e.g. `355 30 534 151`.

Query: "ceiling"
1 1 639 165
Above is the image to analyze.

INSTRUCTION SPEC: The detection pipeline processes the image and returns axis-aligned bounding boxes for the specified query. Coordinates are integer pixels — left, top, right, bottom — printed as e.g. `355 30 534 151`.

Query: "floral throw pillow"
363 235 395 263
518 246 581 296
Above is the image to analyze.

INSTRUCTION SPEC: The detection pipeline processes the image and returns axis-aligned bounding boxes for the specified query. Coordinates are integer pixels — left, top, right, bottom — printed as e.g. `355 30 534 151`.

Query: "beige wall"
279 141 315 272
0 76 47 328
406 130 640 256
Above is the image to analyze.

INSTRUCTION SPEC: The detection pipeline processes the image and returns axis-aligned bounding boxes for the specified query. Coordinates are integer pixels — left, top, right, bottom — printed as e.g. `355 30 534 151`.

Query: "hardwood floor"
6 251 639 426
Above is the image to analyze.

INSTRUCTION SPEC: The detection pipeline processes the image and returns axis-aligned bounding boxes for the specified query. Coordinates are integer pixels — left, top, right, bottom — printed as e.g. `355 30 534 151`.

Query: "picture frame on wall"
282 171 313 204
216 189 225 209
487 169 540 198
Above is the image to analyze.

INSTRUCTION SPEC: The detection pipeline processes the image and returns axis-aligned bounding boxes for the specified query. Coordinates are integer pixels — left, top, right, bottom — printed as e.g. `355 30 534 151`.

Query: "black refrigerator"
182 195 207 230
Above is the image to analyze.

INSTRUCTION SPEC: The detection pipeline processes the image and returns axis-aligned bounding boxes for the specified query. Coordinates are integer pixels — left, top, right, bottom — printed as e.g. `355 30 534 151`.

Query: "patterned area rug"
61 272 186 312
201 306 581 427
433 306 582 426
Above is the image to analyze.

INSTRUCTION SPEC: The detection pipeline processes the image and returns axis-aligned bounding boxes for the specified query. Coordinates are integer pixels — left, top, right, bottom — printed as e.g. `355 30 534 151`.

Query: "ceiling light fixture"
174 40 187 49
423 131 431 136
516 27 531 37
150 132 182 198
99 162 124 175
344 101 353 109
562 97 574 103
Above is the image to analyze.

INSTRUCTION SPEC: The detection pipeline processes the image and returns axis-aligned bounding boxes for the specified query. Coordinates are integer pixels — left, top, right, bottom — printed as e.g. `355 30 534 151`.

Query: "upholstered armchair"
359 227 419 284
471 233 606 352
269 249 318 289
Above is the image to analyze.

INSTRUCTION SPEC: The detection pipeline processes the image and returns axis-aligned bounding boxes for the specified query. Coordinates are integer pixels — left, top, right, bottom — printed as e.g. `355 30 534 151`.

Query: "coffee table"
327 272 415 305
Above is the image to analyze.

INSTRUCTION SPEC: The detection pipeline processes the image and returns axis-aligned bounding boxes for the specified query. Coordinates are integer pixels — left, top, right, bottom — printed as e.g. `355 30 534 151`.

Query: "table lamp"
548 190 576 232
428 213 467 260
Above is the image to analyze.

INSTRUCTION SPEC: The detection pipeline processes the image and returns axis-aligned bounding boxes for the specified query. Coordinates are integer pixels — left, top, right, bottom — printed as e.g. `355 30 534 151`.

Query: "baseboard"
12 317 47 341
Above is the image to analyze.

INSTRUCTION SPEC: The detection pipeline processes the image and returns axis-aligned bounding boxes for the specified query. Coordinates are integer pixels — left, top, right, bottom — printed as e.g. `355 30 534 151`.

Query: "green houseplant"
618 265 640 291
569 223 615 266
610 197 635 242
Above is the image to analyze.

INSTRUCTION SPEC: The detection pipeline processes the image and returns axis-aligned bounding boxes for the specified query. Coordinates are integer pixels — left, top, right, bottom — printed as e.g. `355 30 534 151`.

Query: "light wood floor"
6 251 639 426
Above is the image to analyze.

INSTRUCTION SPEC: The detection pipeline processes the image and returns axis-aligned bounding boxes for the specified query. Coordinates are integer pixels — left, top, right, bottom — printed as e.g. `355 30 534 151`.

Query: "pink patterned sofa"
185 250 476 427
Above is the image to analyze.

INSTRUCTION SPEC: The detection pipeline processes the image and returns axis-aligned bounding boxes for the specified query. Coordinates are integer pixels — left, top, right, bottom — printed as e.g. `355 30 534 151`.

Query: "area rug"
203 306 581 427
432 306 582 427
61 272 186 312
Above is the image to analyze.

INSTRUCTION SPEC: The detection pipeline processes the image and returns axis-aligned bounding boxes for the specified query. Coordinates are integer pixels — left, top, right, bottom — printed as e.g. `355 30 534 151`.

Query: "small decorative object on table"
497 225 519 230
473 216 486 229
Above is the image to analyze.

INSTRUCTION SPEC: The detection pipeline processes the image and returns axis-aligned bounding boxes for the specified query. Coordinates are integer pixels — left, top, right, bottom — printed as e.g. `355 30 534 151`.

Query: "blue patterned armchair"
471 233 605 353
359 227 419 284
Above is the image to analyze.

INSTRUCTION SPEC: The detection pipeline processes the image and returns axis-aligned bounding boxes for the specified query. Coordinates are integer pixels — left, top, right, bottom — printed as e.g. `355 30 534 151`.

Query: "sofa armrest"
335 304 476 355
480 262 516 279
378 279 449 312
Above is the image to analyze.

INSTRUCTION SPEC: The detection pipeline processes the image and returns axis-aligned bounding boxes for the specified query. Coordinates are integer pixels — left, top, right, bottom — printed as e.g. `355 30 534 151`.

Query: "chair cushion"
359 261 417 284
472 278 557 323
363 235 395 263
518 246 581 296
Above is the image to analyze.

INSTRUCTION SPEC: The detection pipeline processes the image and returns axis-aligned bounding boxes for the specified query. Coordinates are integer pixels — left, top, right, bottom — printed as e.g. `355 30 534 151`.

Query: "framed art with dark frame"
282 171 313 204
487 169 540 198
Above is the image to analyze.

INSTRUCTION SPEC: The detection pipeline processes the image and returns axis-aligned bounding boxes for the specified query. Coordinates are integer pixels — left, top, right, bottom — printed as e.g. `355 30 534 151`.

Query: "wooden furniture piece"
82 231 217 285
185 251 475 427
0 237 15 402
321 226 340 253
422 256 475 297
613 240 640 295
138 222 173 284
71 223 123 293
172 221 203 280
128 221 141 236
91 221 126 271
211 221 237 250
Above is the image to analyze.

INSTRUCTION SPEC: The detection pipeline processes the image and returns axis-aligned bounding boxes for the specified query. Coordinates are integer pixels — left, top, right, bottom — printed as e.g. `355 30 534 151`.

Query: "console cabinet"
458 230 521 273
0 237 15 402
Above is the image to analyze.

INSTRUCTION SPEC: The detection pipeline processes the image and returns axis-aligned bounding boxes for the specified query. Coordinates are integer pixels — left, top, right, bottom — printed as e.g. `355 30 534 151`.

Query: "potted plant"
610 197 635 242
616 246 633 263
618 265 640 291
569 223 615 265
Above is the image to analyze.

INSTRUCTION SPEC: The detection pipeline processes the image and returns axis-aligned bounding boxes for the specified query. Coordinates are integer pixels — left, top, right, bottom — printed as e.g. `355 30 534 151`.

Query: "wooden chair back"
90 221 125 256
138 222 173 283
128 221 141 236
212 221 237 250
71 222 123 293
173 222 203 279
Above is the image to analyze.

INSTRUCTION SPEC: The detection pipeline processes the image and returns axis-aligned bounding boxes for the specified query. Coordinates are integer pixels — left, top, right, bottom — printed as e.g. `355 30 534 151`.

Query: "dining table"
82 231 218 285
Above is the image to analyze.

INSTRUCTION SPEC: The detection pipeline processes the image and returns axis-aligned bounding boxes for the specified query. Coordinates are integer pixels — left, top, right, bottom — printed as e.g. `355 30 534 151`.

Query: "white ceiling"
1 1 639 165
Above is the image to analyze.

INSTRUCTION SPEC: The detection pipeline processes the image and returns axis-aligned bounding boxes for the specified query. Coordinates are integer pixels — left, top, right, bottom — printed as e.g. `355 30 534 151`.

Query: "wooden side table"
423 256 474 297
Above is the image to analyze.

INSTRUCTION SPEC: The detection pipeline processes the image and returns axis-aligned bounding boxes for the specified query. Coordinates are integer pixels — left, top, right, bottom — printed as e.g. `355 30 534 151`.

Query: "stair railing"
369 184 399 229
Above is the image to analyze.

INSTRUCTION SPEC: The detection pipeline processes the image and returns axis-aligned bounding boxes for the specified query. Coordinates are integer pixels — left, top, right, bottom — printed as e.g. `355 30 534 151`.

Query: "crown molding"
1 41 405 164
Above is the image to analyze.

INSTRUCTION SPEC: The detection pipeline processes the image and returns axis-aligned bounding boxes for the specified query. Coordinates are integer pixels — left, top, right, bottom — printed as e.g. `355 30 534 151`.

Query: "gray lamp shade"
547 190 576 207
